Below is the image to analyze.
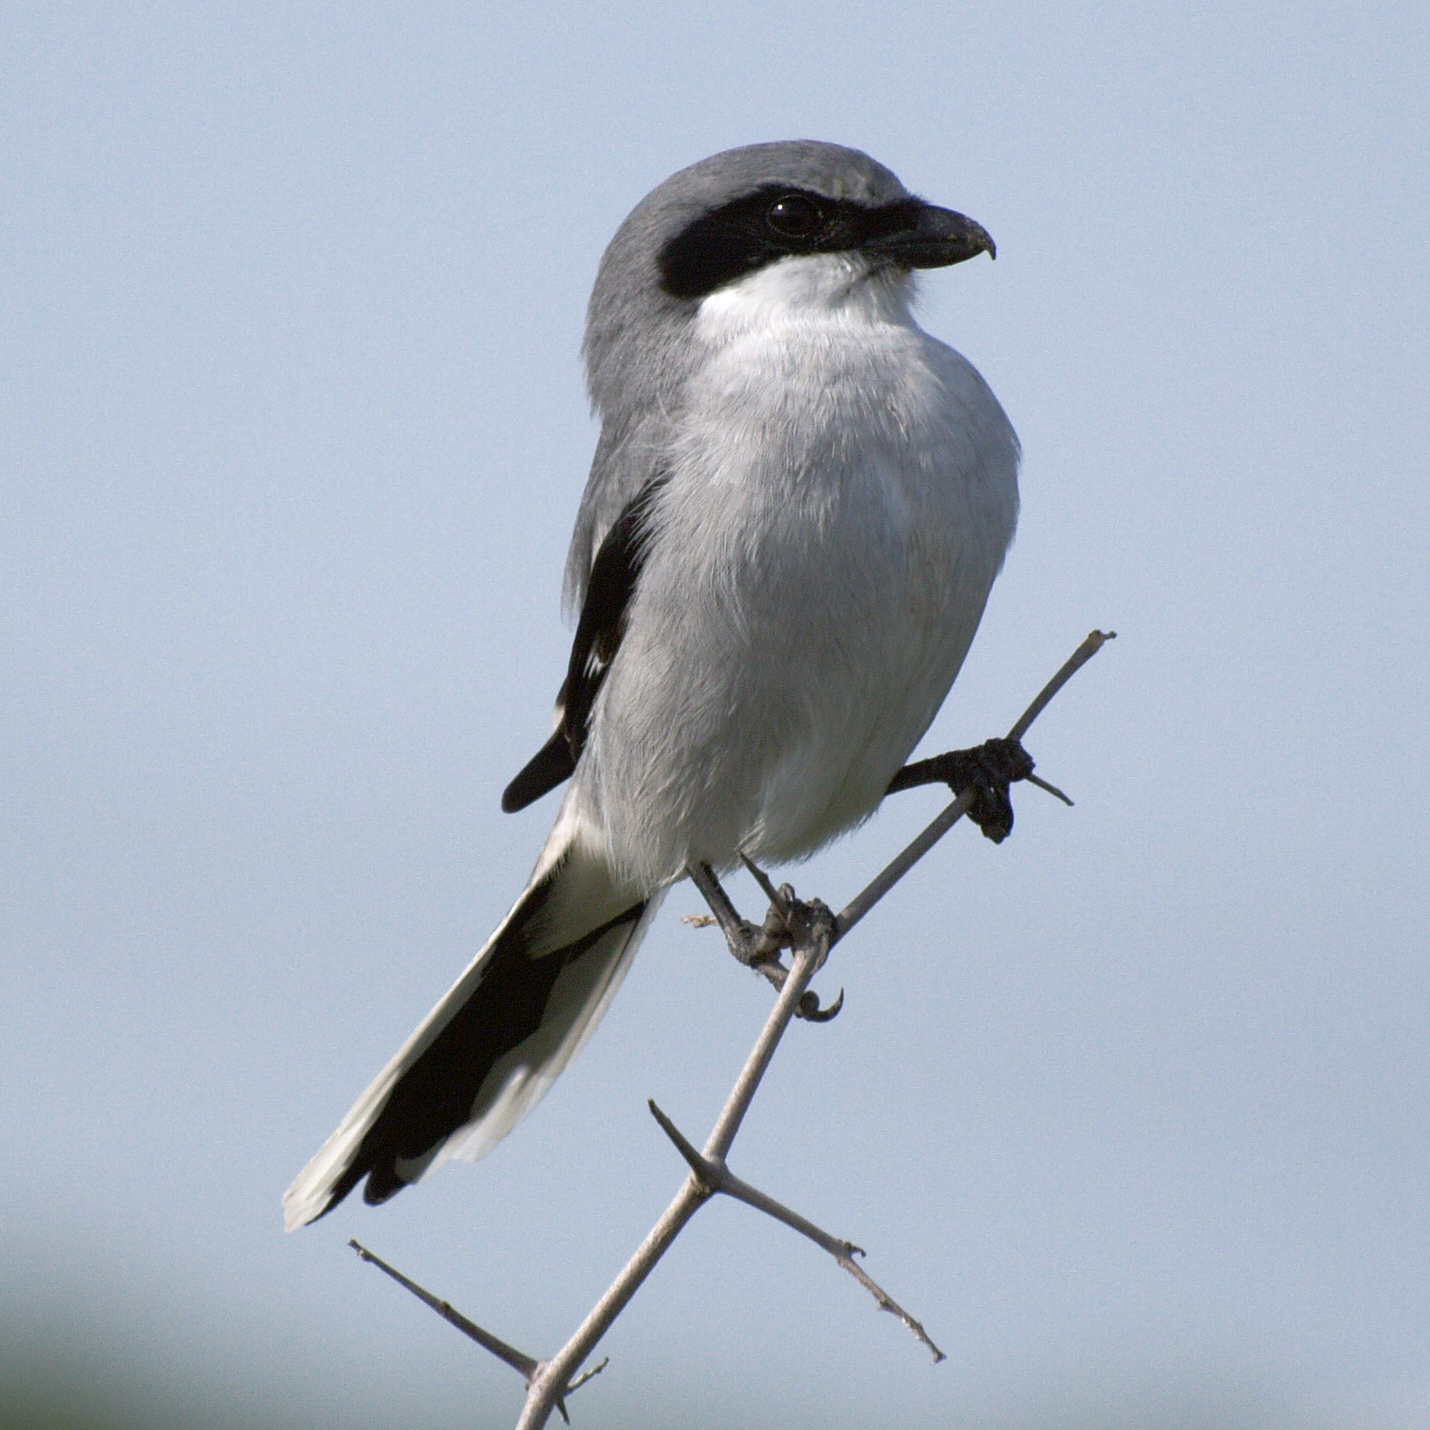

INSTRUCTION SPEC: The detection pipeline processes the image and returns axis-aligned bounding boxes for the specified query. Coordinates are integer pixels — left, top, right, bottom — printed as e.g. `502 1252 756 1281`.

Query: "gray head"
583 141 994 427
564 142 996 612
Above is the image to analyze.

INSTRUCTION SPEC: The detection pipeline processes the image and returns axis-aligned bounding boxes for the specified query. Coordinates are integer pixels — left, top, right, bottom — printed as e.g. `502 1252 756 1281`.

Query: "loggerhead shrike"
283 141 1021 1231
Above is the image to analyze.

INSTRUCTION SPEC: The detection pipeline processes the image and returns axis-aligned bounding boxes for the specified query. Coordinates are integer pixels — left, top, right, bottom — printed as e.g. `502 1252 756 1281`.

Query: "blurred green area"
3 1369 251 1430
0 1301 1338 1430
0 1326 1323 1430
2 1345 280 1430
2 1291 337 1430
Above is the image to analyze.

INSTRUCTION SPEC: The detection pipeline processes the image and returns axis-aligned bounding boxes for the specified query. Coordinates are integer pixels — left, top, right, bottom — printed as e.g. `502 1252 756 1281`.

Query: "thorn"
648 1100 718 1191
1025 771 1074 806
347 1239 540 1379
565 1357 609 1395
740 852 788 912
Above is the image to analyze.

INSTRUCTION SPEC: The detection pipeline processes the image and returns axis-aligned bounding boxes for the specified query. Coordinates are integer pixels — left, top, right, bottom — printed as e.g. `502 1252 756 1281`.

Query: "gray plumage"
567 142 913 609
284 140 1019 1230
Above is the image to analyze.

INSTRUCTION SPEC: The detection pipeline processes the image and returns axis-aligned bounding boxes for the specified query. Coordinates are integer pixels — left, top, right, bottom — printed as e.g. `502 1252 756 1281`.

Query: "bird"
282 140 1021 1231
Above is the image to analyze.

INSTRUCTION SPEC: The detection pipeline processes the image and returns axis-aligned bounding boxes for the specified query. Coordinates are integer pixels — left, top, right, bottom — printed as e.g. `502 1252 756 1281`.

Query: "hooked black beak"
864 202 996 269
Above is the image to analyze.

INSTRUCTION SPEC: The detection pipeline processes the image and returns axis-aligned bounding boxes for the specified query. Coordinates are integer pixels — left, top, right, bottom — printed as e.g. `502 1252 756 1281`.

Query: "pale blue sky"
3 3 1427 1427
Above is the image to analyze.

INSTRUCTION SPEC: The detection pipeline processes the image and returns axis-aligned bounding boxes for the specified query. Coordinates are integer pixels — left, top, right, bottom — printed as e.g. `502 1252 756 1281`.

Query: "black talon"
797 987 844 1023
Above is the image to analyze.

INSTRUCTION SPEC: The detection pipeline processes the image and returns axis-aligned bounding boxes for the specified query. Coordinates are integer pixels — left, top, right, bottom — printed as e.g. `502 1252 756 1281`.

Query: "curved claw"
796 987 844 1023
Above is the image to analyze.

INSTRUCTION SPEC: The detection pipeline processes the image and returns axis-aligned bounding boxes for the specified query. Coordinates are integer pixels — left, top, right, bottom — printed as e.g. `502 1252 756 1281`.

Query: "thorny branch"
645 1099 946 1361
834 627 1114 940
348 630 1115 1429
346 1241 606 1425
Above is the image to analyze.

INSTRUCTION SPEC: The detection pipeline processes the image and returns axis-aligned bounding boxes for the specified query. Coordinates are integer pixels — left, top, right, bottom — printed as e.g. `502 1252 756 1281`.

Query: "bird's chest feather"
664 309 975 665
582 270 1017 877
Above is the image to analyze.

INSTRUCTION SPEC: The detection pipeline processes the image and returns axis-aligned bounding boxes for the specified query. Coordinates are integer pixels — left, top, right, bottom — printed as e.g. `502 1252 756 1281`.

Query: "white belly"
571 262 1019 889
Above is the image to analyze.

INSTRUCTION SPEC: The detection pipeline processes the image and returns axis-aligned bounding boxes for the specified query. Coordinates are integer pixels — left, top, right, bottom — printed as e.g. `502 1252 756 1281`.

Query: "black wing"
502 477 667 813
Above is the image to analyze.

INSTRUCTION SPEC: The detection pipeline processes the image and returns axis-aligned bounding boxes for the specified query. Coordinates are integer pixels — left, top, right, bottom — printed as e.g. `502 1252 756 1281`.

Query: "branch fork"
346 1240 605 1425
646 1098 946 1361
346 630 1115 1429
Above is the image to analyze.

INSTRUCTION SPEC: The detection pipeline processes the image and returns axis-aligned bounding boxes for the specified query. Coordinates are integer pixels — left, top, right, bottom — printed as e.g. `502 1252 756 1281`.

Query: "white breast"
574 255 1020 889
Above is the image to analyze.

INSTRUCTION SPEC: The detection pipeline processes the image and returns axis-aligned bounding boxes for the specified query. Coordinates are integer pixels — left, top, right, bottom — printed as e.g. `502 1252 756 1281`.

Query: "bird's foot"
726 910 783 969
738 858 842 1022
888 736 1036 843
688 862 782 967
687 860 842 1022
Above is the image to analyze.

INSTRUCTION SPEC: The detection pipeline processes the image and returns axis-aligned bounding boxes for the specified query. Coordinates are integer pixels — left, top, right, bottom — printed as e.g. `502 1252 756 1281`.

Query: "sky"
2 2 1428 1427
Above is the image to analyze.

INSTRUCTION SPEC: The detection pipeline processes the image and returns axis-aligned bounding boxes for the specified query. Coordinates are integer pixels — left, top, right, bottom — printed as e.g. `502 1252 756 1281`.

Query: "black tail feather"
318 888 645 1216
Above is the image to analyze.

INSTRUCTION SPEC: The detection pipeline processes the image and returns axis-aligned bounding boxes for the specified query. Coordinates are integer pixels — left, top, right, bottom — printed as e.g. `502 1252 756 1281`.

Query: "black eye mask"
658 186 931 301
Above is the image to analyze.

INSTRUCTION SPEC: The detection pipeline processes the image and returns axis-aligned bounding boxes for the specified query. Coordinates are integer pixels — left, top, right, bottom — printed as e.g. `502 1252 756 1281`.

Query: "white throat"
694 253 917 343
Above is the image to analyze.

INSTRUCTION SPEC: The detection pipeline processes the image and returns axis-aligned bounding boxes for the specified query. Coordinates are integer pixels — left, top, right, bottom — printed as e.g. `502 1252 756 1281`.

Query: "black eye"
765 195 822 239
